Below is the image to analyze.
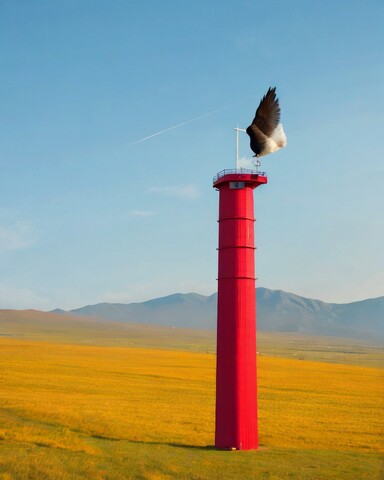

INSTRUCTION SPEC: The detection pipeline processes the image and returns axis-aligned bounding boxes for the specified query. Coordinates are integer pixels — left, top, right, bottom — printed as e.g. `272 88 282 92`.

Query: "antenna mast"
234 127 246 169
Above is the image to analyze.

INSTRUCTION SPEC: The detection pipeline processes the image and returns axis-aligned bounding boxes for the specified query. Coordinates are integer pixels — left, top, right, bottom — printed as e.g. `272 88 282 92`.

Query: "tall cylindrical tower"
213 169 267 451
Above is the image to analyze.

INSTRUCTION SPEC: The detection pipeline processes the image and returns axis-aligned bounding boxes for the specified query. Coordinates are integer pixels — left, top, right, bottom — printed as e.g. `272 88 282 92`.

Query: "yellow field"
0 338 383 479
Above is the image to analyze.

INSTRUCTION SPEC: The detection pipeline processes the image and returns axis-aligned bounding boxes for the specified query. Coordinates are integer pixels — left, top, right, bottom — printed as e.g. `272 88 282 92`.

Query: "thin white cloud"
148 184 200 199
130 210 155 217
0 221 35 252
128 99 247 146
0 284 53 310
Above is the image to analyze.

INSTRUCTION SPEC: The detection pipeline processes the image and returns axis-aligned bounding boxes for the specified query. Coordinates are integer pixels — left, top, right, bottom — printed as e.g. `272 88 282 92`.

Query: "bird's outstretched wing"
250 87 280 136
246 87 286 157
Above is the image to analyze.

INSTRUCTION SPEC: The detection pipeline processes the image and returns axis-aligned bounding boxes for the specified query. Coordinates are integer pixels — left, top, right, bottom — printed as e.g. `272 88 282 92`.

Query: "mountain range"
52 288 384 342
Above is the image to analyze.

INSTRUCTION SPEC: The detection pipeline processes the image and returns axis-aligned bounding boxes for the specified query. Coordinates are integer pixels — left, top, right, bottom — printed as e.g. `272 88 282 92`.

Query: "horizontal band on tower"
217 246 256 251
216 276 256 280
218 216 255 222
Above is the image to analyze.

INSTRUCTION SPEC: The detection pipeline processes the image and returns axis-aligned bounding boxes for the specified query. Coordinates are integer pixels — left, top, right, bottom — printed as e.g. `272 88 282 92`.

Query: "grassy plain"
1 308 383 367
0 329 383 479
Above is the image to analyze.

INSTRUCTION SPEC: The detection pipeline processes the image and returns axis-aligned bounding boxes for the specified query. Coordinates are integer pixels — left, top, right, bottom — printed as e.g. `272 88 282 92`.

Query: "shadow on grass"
90 434 267 452
168 442 216 451
89 433 216 450
125 438 216 451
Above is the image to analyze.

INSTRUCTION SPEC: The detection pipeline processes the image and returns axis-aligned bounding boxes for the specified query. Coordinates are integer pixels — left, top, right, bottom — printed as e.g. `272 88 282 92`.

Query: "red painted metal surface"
213 171 267 450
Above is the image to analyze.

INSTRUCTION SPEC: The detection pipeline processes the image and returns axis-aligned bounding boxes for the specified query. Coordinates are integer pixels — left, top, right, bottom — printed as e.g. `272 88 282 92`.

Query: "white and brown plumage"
246 87 287 157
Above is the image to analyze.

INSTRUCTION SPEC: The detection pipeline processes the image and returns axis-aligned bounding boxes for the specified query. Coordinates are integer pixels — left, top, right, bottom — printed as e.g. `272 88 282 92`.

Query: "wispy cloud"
0 283 52 310
0 221 35 252
129 99 246 145
148 184 200 199
130 210 156 217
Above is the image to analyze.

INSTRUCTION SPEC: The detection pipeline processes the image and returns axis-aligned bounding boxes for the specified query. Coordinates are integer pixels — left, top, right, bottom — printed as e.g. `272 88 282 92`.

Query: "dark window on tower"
229 182 245 189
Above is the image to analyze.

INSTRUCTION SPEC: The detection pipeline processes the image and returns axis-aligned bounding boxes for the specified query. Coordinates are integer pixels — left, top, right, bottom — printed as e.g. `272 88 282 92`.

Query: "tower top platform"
213 169 268 189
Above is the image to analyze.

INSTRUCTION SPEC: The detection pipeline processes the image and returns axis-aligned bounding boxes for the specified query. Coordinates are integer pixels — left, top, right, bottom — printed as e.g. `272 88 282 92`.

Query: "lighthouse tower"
213 168 267 450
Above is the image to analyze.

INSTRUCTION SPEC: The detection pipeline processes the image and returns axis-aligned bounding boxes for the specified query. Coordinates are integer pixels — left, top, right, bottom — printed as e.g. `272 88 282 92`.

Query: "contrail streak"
129 99 246 146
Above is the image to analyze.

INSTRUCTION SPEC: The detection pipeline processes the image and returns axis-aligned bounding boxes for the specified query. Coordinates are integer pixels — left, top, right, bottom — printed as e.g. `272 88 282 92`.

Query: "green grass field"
0 311 383 479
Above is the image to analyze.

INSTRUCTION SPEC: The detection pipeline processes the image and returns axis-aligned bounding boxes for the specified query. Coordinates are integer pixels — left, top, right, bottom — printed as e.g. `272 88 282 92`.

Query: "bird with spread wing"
246 87 287 158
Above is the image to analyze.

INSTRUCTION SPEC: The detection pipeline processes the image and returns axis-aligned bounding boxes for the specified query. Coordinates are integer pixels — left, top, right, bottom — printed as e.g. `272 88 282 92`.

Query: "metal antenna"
253 158 261 172
234 127 246 168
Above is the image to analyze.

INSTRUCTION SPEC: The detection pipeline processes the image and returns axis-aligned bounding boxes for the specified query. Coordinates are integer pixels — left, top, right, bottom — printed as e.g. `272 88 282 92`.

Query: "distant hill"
53 288 384 342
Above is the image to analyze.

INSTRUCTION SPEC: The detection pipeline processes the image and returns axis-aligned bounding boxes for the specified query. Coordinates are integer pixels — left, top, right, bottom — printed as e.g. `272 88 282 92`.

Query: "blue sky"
1 0 383 310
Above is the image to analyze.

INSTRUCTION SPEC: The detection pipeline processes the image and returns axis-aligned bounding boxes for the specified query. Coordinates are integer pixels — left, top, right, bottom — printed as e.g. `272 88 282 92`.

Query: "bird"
246 87 287 158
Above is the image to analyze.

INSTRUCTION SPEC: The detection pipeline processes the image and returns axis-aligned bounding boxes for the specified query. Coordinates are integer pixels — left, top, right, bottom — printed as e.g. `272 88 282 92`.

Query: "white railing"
213 169 267 183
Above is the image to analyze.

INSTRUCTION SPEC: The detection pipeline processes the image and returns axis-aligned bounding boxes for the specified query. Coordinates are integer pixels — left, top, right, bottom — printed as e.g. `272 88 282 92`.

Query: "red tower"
213 169 267 450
